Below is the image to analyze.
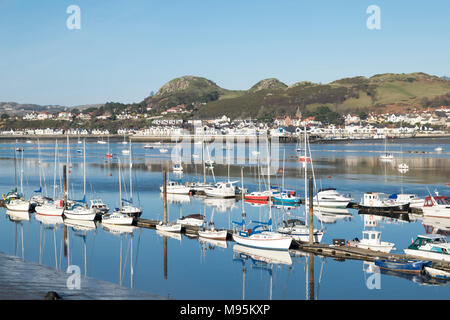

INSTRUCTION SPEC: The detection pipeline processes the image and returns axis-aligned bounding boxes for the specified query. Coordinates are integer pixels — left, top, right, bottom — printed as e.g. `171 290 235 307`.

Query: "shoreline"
0 133 448 144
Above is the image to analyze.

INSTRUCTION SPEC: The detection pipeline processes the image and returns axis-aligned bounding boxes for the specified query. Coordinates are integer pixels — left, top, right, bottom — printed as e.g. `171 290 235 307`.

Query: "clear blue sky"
1 0 449 106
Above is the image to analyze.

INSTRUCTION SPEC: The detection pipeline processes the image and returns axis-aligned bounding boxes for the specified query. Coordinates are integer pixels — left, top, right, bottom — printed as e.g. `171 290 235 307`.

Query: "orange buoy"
446 183 450 187
328 176 331 179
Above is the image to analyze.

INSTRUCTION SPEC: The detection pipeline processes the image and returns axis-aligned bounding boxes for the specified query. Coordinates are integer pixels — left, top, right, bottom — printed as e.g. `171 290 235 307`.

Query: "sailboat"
156 170 182 233
102 158 134 226
119 141 142 216
232 142 292 251
5 148 30 212
379 137 394 161
63 140 97 221
198 208 228 240
35 140 65 217
272 150 301 205
277 126 325 243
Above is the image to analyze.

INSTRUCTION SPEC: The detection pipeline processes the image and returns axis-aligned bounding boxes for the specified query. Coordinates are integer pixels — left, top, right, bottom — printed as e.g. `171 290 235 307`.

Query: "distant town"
1 105 449 141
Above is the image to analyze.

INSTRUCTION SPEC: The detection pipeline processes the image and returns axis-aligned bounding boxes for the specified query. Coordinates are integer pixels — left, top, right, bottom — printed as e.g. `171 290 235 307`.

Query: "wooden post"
308 176 314 245
163 169 167 224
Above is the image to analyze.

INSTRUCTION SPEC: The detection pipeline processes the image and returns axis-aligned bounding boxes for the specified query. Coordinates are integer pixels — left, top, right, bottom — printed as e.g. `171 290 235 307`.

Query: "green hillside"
143 73 450 119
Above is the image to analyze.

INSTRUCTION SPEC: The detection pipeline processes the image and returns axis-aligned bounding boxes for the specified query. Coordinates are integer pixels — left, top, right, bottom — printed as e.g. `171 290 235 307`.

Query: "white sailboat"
379 137 394 161
278 126 324 243
119 141 142 216
232 141 292 251
198 208 227 240
6 148 30 212
64 140 96 221
156 171 182 233
102 158 133 225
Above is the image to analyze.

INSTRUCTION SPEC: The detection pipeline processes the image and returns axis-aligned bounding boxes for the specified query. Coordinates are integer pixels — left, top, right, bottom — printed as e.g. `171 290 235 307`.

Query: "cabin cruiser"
102 210 134 225
160 180 191 195
204 182 236 198
404 234 450 262
277 219 324 243
313 188 353 208
176 214 205 227
347 230 395 253
388 194 424 209
422 196 450 219
89 199 110 215
359 192 409 212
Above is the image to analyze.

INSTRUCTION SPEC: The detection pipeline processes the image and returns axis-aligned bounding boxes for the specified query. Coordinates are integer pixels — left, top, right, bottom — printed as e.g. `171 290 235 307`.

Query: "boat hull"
404 249 450 262
232 232 292 250
198 229 228 240
374 259 431 273
35 204 64 216
156 223 182 233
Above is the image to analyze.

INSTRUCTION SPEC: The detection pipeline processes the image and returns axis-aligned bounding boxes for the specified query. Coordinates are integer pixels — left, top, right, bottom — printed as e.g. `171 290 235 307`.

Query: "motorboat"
347 230 395 253
89 199 110 215
143 144 153 149
404 234 450 262
359 192 409 212
422 195 450 219
277 219 324 243
155 221 182 233
374 259 431 273
160 180 191 195
272 190 301 205
388 193 424 209
176 214 205 227
435 147 443 152
188 181 213 193
313 188 353 208
204 182 236 198
102 211 134 225
159 148 169 153
398 163 409 170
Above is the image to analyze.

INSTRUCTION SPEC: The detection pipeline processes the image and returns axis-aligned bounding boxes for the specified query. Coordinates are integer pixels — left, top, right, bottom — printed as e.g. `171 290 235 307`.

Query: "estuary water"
0 137 449 300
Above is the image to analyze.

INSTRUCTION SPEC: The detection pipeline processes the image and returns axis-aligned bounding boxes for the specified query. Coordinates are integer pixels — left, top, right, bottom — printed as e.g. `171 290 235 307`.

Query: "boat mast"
20 147 24 194
304 125 308 219
118 157 122 210
266 135 272 223
83 139 86 197
53 140 58 199
129 139 133 203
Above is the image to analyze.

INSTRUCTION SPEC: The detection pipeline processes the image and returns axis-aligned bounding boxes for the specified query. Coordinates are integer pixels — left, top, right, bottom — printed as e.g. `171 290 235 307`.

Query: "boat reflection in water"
422 216 450 236
6 210 30 222
314 207 353 224
233 244 292 266
64 219 97 232
164 193 191 205
156 229 182 241
203 197 237 212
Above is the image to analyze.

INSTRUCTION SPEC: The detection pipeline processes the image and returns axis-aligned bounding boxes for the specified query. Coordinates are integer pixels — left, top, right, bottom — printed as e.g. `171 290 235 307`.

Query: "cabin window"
371 234 376 240
431 247 443 253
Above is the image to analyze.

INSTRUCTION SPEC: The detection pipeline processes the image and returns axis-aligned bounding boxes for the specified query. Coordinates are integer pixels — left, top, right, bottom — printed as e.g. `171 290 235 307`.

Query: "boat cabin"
362 192 384 206
424 196 450 207
361 230 382 245
407 234 448 250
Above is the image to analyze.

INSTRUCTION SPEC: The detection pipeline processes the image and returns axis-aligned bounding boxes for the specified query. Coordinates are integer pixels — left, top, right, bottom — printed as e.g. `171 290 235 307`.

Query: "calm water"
0 137 449 300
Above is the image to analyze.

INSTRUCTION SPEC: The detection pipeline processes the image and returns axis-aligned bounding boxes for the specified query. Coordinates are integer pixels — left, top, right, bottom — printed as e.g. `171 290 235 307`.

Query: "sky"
0 0 449 106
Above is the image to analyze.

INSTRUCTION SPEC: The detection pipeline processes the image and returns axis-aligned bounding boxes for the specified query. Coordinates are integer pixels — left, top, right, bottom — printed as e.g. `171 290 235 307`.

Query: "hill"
188 72 450 119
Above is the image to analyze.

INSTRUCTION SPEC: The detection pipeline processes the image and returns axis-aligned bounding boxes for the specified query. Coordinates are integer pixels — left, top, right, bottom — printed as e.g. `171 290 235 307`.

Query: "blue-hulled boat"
272 190 301 205
374 259 431 273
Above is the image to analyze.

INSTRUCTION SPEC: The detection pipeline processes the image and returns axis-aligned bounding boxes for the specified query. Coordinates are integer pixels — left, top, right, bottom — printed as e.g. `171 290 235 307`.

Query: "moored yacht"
204 181 236 198
160 180 191 195
404 234 450 262
313 188 353 208
347 230 395 253
422 195 450 219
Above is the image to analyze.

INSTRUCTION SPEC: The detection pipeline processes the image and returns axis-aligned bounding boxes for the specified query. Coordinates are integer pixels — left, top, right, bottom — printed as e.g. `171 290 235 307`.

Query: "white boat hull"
313 200 349 208
422 207 450 219
35 204 64 216
198 229 227 240
232 231 292 250
6 200 30 212
348 241 395 253
156 223 182 233
177 218 204 227
404 248 450 262
64 209 96 221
